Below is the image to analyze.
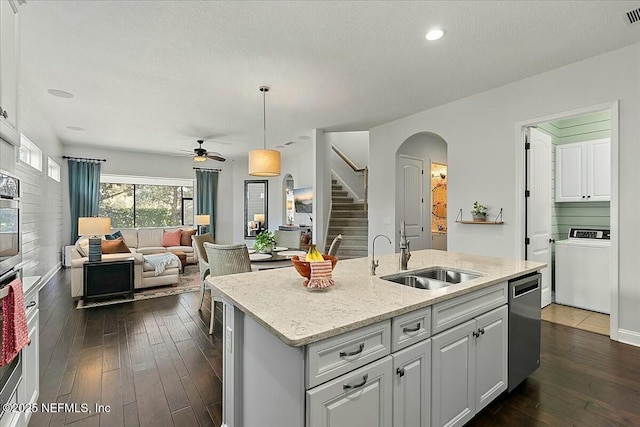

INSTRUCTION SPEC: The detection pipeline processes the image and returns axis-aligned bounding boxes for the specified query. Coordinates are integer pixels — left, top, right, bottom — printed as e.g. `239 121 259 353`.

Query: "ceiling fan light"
194 155 207 162
248 149 281 176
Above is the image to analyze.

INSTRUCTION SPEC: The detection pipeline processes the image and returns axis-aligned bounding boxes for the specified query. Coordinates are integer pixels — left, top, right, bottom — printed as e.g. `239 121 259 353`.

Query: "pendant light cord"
263 89 267 150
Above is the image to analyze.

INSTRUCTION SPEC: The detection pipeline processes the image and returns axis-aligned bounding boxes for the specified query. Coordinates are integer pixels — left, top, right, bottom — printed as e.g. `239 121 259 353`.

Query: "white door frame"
396 154 426 250
514 100 619 341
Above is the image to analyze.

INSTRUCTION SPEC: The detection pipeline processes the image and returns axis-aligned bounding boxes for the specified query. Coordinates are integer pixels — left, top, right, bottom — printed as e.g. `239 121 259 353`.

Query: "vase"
472 214 487 222
256 245 273 254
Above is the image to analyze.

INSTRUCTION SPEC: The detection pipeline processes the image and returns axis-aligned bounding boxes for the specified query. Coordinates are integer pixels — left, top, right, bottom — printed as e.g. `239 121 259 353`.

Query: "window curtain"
196 169 218 240
68 160 102 243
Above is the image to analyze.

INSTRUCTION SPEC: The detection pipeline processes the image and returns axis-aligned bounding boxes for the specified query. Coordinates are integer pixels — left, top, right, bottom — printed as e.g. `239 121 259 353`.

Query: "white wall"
312 130 331 249
369 43 640 341
60 145 235 245
326 131 369 200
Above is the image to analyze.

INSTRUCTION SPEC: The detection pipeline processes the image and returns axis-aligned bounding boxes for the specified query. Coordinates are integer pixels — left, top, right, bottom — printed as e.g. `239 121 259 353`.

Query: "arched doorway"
395 132 448 251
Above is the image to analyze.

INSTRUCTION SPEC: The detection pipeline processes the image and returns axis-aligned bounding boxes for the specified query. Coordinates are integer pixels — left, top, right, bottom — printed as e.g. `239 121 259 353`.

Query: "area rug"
76 265 201 309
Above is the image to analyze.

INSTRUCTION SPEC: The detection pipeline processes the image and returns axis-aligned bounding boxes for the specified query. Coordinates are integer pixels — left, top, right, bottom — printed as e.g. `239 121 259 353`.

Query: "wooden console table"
83 257 134 302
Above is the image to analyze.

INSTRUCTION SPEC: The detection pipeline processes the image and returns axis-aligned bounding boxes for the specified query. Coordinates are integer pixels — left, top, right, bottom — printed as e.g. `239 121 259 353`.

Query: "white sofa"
70 226 197 298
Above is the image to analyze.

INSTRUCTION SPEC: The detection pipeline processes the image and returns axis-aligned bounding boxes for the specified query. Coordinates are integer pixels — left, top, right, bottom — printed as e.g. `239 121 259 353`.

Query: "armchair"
192 233 214 310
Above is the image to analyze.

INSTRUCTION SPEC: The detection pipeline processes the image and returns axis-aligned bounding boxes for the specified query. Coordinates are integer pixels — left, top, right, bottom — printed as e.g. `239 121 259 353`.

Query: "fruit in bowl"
291 254 338 281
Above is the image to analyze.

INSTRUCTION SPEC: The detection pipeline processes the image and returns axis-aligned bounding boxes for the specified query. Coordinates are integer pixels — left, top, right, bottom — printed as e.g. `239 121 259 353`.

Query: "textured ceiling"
18 1 640 160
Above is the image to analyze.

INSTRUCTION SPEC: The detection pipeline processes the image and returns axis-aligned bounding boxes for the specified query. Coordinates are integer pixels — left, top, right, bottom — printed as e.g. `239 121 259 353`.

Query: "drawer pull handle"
479 328 485 335
343 374 368 390
403 323 421 333
473 331 480 338
396 367 405 377
339 343 364 357
25 301 36 309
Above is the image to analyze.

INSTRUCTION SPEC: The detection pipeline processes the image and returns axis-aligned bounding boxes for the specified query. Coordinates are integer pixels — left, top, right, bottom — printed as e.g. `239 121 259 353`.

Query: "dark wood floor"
31 268 223 427
32 268 640 426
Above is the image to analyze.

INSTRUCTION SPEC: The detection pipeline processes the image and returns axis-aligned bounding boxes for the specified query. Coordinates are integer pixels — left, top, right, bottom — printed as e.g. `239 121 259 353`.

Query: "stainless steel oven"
0 171 20 275
0 269 22 412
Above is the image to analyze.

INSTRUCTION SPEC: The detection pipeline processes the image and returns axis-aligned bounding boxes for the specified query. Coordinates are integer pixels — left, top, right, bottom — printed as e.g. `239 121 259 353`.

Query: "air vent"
625 8 640 25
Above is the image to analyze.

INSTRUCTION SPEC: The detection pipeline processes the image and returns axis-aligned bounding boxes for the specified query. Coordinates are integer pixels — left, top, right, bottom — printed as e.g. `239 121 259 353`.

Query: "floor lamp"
195 214 210 235
78 217 111 262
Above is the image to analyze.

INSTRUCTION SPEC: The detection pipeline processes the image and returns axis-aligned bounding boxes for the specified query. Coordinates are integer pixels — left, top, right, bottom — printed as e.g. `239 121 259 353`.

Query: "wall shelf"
455 208 504 224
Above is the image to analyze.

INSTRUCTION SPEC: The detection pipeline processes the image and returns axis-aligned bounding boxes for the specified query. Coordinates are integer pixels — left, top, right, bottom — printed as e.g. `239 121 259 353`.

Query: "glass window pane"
183 199 193 226
182 186 193 198
135 184 182 227
99 183 134 228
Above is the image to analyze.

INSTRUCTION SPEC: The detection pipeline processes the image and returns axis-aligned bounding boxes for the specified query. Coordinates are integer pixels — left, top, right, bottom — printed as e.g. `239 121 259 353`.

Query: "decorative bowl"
291 255 338 281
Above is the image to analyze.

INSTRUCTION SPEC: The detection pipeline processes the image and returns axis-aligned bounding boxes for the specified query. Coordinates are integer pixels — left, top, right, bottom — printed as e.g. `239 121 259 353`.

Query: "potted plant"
471 201 488 222
254 230 277 253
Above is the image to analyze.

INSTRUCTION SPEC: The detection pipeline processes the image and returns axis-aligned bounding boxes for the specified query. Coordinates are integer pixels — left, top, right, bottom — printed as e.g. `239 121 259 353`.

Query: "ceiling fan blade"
206 154 226 162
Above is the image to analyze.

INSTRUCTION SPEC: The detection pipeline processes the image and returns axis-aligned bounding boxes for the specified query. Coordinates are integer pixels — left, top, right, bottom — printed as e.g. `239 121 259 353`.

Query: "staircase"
326 178 368 259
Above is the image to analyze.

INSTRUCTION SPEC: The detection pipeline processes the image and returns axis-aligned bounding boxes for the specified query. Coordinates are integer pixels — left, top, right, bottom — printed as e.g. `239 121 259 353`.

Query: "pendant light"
248 86 281 176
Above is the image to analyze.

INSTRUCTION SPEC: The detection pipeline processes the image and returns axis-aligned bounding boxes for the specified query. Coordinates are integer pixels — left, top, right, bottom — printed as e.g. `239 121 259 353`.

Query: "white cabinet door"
0 0 20 144
393 339 431 427
431 320 476 427
307 356 392 427
587 139 611 201
22 309 39 426
474 306 507 412
555 143 585 202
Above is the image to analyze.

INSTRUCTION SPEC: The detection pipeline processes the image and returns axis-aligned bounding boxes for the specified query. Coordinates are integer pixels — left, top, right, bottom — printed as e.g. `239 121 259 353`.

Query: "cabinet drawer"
306 355 393 427
432 283 507 334
25 292 38 324
306 320 391 389
391 306 431 352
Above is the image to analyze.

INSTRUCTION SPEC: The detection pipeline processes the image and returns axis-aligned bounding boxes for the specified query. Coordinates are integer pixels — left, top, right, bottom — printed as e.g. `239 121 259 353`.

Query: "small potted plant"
254 230 277 254
471 201 488 222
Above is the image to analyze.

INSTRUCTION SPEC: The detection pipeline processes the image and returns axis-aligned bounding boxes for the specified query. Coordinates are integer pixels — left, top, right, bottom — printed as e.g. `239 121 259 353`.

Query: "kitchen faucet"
371 234 392 275
399 220 411 270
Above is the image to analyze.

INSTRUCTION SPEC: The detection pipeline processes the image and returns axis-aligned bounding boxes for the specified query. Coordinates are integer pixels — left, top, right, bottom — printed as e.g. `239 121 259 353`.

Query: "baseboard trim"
38 263 62 292
617 329 640 348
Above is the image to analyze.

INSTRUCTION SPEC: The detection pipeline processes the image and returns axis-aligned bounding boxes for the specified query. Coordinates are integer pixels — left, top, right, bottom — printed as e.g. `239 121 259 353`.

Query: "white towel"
144 253 179 276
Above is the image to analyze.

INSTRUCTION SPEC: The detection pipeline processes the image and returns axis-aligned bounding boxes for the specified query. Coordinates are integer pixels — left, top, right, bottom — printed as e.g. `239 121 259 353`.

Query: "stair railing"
331 145 368 211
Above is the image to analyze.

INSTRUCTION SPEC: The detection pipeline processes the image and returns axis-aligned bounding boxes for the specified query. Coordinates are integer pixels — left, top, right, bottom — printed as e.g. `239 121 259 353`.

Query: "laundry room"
538 110 612 335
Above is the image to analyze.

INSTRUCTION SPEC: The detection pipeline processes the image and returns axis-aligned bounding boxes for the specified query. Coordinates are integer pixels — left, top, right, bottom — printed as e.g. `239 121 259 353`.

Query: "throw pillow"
101 237 130 254
104 230 123 240
181 229 197 246
162 229 182 247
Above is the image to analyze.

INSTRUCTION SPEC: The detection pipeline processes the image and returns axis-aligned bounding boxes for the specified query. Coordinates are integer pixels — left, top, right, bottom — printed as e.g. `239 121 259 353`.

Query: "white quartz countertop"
207 250 546 347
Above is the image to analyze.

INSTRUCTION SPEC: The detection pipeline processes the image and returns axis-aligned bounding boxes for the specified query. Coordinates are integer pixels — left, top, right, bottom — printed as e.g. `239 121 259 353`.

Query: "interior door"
397 155 425 250
526 127 552 308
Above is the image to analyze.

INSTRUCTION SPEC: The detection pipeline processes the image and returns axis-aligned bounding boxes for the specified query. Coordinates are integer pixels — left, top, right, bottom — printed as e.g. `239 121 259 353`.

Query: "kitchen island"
208 249 545 427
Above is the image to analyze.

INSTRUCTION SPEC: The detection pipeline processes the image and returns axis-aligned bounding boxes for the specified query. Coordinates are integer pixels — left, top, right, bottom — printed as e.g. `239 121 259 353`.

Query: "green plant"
254 230 277 252
471 201 488 217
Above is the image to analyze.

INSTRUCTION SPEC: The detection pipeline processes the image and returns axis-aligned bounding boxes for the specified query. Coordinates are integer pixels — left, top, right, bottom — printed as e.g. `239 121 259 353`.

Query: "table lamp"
253 214 265 231
78 217 111 262
195 214 210 235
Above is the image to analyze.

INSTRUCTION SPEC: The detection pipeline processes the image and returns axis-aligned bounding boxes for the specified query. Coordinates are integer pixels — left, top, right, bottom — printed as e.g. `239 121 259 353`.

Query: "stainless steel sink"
381 267 482 290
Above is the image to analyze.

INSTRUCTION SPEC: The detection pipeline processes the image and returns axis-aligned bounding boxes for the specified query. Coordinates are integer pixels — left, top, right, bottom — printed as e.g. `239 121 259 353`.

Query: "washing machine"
555 228 611 314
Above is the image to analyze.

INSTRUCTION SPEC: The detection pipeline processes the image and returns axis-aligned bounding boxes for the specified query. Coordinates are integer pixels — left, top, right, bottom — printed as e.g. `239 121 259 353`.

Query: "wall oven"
0 171 20 275
0 269 22 413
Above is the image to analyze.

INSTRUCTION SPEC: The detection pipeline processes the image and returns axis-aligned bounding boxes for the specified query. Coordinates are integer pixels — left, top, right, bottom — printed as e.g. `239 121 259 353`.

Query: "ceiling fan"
181 140 226 162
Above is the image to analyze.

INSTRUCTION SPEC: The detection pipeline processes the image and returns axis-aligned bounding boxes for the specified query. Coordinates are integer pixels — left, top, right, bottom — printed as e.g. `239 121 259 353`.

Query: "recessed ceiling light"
47 89 74 98
66 126 84 131
425 29 444 41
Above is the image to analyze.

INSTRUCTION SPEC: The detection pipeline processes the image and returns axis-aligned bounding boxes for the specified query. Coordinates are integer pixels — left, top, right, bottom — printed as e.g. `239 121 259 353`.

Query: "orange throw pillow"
101 237 130 254
162 229 182 247
181 229 197 246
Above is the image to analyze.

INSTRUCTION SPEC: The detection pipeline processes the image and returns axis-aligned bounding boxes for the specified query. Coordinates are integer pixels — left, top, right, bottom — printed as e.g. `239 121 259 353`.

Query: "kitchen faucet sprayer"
371 234 392 275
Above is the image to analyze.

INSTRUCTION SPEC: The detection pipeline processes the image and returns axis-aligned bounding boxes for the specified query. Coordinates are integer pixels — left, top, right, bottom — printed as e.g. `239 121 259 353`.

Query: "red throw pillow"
181 229 197 246
101 237 130 254
162 229 183 247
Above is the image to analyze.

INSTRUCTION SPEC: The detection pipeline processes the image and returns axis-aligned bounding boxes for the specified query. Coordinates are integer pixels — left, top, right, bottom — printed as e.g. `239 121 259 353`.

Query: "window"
18 134 43 171
47 157 61 182
99 175 194 228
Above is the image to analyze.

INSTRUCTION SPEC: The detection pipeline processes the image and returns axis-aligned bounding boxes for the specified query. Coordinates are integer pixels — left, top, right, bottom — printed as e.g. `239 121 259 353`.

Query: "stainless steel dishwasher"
508 272 541 391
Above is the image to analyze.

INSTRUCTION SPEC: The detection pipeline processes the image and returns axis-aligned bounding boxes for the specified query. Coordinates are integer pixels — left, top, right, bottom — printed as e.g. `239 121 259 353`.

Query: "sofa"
70 226 198 298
